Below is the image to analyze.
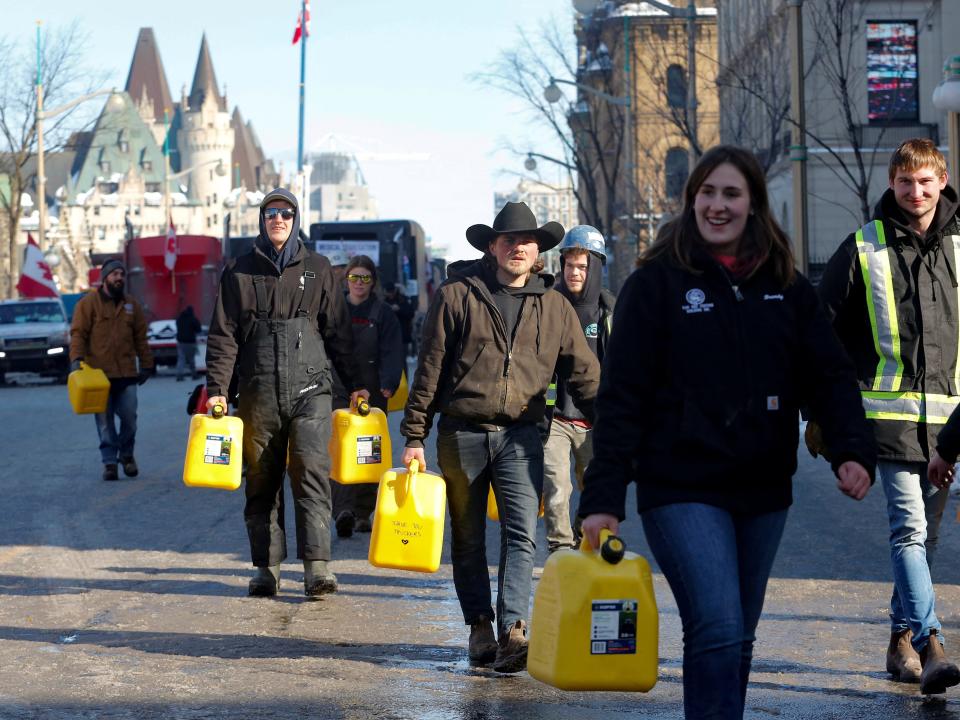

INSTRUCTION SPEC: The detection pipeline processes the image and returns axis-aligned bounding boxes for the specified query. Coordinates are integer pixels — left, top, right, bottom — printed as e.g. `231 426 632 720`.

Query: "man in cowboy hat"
400 201 600 673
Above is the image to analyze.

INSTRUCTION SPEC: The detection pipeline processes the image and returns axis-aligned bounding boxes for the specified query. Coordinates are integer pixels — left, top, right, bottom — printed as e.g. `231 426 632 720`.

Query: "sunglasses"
346 274 373 284
263 207 295 221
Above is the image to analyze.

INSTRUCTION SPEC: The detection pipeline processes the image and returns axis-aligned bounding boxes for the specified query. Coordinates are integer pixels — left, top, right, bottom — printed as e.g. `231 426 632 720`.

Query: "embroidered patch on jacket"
682 288 714 314
584 322 598 338
767 396 780 410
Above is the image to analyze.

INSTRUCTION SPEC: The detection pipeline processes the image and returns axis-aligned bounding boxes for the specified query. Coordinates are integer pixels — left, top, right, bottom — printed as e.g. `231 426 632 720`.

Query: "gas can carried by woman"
329 398 392 484
527 529 658 691
368 459 446 573
183 403 243 491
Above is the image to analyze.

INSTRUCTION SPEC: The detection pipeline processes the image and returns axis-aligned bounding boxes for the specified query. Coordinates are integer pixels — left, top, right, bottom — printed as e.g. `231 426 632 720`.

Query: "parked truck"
90 234 223 368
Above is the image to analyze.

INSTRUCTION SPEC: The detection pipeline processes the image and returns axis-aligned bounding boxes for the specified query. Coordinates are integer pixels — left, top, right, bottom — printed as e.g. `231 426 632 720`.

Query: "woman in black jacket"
579 145 876 720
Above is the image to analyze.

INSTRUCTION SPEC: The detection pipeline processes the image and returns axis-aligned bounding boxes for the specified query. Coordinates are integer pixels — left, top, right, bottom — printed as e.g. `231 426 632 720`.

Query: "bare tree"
715 8 792 175
473 18 635 286
0 22 101 298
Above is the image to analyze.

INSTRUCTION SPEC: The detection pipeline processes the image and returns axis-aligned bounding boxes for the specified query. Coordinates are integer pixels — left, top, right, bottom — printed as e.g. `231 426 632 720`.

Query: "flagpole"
163 108 175 294
297 0 306 174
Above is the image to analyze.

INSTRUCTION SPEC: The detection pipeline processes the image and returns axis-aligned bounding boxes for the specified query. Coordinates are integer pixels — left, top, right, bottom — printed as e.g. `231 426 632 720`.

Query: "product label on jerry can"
355 435 382 465
590 599 638 655
203 434 232 465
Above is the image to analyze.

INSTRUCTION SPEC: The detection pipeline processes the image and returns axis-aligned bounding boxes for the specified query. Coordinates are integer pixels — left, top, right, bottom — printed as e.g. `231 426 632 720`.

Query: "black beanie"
101 259 125 279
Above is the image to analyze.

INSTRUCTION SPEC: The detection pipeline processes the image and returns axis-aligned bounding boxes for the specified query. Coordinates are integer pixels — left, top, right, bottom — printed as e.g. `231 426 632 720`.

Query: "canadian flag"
16 234 58 298
292 0 311 45
164 217 177 272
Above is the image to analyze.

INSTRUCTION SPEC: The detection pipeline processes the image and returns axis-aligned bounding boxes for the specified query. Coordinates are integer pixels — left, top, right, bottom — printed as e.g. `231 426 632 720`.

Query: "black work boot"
103 464 119 481
248 565 280 597
303 560 338 599
335 510 355 539
887 629 921 683
492 620 529 674
468 616 498 665
120 456 138 477
920 630 960 694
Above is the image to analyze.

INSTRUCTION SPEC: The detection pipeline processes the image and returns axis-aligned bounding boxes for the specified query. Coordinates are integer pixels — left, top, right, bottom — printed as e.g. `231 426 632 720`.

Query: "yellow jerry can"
329 398 392 484
527 529 658 692
486 485 544 521
386 370 409 413
182 404 243 491
67 362 110 414
368 459 446 573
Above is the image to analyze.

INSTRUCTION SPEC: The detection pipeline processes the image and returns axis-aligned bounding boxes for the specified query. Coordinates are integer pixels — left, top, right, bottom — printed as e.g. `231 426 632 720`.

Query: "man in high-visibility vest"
817 138 960 695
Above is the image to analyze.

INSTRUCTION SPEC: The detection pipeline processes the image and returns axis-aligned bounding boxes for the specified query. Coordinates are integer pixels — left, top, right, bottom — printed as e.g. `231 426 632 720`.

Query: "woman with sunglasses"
578 146 877 719
331 255 405 537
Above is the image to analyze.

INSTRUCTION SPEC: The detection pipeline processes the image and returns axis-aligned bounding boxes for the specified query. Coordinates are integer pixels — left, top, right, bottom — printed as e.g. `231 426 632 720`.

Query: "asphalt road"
4 370 960 719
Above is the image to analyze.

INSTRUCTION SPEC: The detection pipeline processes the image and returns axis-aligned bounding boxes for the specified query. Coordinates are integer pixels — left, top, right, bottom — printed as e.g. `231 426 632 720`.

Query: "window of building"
866 20 918 123
142 160 152 172
117 131 128 154
145 182 160 193
667 65 686 109
100 161 111 174
665 147 689 199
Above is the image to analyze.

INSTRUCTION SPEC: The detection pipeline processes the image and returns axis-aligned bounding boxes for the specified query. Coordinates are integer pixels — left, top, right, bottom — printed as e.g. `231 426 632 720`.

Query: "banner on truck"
313 241 380 266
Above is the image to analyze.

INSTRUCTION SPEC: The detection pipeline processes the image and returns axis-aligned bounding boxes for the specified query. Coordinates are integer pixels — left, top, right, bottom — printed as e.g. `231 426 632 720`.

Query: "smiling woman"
578 145 877 719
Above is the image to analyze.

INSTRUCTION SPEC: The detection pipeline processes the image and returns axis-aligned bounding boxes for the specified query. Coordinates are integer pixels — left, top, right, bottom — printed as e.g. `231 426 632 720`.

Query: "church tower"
124 28 174 148
179 34 233 226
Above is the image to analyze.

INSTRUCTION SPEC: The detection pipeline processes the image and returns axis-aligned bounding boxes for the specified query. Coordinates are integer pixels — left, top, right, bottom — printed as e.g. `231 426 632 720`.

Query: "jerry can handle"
406 458 420 476
211 403 225 419
580 527 626 565
356 397 370 416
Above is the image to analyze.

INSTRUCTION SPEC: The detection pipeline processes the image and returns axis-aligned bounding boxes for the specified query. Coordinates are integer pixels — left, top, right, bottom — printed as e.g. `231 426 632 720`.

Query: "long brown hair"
641 145 796 287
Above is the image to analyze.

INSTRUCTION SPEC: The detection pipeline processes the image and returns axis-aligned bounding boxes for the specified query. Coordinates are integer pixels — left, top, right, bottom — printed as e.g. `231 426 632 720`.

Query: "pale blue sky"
7 0 576 261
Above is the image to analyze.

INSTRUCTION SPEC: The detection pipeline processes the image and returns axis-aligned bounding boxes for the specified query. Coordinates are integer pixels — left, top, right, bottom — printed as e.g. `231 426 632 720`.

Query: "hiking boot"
335 510 356 539
355 516 373 533
547 541 574 554
120 456 138 477
492 619 528 673
887 629 921 683
920 630 960 694
303 560 338 599
248 565 280 597
468 617 498 665
102 464 119 481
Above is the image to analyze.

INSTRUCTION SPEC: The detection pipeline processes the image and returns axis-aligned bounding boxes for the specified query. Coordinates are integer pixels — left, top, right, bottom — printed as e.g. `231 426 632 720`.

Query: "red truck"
90 234 223 368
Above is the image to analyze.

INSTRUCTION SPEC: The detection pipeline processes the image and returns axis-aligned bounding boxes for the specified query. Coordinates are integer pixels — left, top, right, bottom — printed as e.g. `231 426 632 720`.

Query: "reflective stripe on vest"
861 391 960 425
546 382 557 406
855 220 903 392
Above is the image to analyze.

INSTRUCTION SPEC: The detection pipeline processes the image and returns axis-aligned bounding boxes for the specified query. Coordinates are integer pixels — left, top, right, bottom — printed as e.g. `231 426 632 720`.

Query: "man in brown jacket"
400 202 600 673
69 259 154 481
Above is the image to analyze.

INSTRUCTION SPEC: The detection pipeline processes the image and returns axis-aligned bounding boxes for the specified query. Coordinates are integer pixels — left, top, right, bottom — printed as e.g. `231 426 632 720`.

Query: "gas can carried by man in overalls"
205 188 368 599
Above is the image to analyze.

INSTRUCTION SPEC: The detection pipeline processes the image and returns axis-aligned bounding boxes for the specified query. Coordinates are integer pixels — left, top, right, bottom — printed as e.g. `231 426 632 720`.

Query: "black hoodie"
553 252 615 422
819 184 960 462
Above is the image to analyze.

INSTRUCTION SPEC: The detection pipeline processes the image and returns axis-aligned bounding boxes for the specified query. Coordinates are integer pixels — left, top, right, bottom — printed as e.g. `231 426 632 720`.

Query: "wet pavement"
4 372 960 718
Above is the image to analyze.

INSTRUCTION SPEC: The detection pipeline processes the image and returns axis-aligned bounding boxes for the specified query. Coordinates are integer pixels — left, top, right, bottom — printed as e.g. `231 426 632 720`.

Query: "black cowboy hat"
466 201 564 253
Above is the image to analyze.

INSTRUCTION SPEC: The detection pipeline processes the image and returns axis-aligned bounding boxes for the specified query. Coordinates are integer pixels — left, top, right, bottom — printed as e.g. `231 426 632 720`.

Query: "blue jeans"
641 503 788 720
94 379 138 465
175 342 197 379
879 460 948 651
436 421 543 635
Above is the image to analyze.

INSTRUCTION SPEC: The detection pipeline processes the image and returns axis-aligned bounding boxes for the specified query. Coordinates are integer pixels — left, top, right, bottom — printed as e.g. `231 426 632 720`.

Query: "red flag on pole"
16 234 59 298
164 216 178 273
292 0 311 45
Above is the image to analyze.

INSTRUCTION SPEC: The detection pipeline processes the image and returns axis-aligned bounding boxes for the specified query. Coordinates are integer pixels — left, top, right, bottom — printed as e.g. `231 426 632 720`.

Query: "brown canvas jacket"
400 258 600 447
69 289 153 379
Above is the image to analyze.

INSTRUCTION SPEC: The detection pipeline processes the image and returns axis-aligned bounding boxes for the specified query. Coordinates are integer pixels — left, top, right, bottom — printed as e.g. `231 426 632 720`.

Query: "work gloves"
804 421 832 463
70 358 83 373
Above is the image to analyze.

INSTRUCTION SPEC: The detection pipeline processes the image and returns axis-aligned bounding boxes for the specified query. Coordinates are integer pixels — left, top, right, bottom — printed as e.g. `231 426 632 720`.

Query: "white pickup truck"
0 297 71 384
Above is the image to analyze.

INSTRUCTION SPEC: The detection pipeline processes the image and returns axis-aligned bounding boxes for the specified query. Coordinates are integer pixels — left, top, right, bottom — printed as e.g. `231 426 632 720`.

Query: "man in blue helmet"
543 225 616 552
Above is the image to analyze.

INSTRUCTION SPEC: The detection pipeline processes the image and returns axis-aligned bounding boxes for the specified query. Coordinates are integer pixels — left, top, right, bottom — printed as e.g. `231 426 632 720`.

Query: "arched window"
665 148 689 199
666 64 686 109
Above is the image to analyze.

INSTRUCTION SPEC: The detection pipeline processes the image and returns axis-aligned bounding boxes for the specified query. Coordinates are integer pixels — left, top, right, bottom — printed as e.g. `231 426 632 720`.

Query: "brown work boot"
468 617 497 665
492 619 528 674
920 629 960 695
887 629 921 683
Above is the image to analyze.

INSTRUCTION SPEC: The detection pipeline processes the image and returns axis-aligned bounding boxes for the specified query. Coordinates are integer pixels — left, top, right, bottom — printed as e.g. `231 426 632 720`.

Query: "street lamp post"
35 71 118 255
787 0 808 275
933 56 960 187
